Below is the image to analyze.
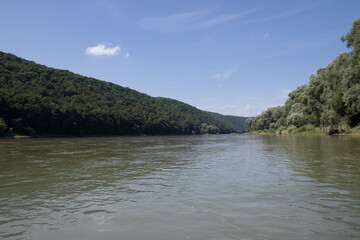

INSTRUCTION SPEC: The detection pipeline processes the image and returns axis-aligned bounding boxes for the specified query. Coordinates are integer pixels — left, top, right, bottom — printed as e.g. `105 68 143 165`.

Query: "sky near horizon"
1 0 359 117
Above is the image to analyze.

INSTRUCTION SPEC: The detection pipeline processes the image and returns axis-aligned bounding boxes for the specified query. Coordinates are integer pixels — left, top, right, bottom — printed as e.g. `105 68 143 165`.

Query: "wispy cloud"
138 9 209 32
255 8 303 22
85 43 121 56
198 89 292 116
213 68 237 79
138 8 256 32
238 104 256 117
193 9 256 28
245 4 316 23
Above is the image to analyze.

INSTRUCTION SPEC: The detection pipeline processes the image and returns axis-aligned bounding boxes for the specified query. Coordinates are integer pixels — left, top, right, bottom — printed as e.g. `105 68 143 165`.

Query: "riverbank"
246 125 360 136
1 132 243 139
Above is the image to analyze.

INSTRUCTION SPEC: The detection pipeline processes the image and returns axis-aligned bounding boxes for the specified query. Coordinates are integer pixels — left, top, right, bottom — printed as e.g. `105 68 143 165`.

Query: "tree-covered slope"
246 18 360 134
0 52 245 136
206 112 247 133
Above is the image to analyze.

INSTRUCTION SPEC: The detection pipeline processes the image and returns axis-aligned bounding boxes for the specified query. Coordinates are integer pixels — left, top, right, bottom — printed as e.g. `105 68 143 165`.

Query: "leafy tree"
0 117 7 135
341 18 360 57
247 18 360 134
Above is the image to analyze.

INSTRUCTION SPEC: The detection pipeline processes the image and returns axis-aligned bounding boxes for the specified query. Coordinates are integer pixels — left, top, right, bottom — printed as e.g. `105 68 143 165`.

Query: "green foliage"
0 52 246 136
287 112 305 128
341 18 360 56
206 112 247 133
287 125 297 134
200 123 220 134
247 18 360 135
246 105 286 131
350 125 360 134
0 117 8 135
343 84 360 123
292 124 314 134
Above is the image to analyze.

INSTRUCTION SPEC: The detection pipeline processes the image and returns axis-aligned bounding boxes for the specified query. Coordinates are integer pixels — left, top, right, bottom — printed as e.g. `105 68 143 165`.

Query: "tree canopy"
0 52 246 136
247 18 360 134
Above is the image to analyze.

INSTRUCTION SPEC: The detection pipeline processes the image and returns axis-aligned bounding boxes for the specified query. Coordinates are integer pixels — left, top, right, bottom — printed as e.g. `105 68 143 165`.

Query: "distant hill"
0 51 246 136
206 112 247 133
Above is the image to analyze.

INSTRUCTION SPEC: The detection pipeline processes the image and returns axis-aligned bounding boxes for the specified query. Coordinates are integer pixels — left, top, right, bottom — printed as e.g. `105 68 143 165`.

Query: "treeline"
246 19 360 134
0 52 246 136
206 112 247 133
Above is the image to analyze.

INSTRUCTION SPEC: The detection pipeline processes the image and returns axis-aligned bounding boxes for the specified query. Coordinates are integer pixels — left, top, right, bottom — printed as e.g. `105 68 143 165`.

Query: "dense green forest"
246 19 360 135
206 112 247 133
0 52 246 136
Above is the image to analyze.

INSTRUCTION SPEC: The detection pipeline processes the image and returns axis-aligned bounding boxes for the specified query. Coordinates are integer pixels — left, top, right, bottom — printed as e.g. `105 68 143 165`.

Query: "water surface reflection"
0 135 359 239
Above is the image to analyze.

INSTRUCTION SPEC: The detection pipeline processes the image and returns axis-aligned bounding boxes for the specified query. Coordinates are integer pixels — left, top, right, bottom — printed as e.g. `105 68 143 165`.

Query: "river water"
0 135 359 240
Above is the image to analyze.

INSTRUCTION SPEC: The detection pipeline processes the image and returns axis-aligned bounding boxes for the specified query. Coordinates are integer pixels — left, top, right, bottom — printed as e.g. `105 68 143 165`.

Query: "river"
0 135 359 239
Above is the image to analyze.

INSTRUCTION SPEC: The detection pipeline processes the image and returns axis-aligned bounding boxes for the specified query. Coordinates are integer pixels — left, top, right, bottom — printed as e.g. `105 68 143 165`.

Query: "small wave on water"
0 135 359 239
83 209 114 215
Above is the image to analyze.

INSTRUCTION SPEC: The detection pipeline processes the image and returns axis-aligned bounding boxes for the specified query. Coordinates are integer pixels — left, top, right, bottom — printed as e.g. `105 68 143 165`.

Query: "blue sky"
1 0 359 116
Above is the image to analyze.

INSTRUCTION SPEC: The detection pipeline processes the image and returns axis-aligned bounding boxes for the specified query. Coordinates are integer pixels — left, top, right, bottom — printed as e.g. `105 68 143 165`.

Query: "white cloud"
197 88 294 117
85 43 121 56
124 52 130 58
235 104 260 117
213 69 237 79
243 104 251 112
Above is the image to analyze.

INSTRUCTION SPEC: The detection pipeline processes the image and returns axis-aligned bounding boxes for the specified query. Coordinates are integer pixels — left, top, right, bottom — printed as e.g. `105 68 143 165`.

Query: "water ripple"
0 135 359 239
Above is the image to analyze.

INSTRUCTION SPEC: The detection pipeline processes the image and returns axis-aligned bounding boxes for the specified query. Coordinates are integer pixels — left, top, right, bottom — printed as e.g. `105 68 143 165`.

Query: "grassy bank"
246 125 360 136
349 126 360 134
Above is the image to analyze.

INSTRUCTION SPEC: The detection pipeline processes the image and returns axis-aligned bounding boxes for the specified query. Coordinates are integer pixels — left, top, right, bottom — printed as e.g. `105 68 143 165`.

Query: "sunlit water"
0 135 359 240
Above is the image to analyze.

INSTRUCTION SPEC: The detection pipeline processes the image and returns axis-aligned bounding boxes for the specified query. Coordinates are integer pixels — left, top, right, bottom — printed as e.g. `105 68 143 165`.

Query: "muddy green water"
0 135 359 239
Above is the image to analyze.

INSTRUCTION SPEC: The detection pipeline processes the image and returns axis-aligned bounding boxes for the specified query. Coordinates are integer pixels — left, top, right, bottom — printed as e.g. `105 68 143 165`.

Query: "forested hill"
0 52 246 136
206 112 247 133
246 18 360 135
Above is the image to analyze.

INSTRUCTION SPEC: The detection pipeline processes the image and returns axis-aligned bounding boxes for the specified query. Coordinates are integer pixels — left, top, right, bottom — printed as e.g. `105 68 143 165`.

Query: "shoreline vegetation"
0 53 246 137
0 132 243 139
1 20 359 137
246 19 360 136
246 125 360 136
